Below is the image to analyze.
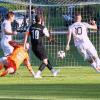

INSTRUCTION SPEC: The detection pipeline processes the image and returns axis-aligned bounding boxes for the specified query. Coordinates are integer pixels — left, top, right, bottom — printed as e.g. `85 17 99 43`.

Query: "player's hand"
13 31 17 35
24 43 30 51
48 37 55 43
66 45 70 51
90 20 96 25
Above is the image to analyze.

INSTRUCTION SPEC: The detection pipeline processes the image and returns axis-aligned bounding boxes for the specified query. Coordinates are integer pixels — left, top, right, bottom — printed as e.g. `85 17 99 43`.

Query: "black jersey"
29 23 45 48
29 23 48 60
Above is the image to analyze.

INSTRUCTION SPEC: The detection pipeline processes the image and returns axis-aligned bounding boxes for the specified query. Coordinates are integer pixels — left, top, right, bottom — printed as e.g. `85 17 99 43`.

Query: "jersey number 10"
75 27 82 35
32 30 39 39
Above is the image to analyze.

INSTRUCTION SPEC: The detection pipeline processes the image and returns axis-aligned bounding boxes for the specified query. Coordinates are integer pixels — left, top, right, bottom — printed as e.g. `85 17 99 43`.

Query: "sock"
36 70 42 76
47 60 53 70
39 63 46 71
91 62 96 68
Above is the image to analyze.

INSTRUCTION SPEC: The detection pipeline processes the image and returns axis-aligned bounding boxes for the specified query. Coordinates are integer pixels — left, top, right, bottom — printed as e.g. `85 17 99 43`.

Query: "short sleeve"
83 22 92 29
43 27 50 37
4 21 12 33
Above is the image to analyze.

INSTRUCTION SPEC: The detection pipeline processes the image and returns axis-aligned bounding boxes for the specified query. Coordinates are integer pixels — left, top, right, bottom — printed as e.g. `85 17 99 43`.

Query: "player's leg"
31 48 46 78
77 44 88 60
35 61 47 78
35 58 60 78
76 44 96 68
86 55 97 70
47 60 60 76
23 59 35 77
33 46 60 78
0 70 8 77
1 41 14 56
39 47 60 76
86 44 100 71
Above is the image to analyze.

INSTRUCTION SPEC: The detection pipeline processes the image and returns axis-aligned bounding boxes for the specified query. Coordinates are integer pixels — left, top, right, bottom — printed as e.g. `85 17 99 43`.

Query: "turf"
0 67 100 100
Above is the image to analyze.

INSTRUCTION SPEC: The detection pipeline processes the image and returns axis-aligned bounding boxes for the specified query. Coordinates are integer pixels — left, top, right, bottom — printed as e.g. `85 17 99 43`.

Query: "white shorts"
76 42 98 60
1 40 14 56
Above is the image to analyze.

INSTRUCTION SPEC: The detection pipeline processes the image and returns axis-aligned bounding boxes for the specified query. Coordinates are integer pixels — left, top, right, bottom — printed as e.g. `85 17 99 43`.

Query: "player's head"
6 11 15 22
75 13 82 22
35 15 42 24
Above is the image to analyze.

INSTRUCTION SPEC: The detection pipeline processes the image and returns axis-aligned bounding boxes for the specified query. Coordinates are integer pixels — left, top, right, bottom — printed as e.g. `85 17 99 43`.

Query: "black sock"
47 60 53 70
39 63 46 71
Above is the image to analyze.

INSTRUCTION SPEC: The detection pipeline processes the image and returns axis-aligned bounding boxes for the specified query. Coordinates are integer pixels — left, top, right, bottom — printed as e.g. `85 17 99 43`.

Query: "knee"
43 59 48 65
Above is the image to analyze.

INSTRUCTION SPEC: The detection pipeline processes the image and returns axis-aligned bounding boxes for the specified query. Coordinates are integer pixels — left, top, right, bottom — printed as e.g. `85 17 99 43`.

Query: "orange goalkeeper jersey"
7 45 29 70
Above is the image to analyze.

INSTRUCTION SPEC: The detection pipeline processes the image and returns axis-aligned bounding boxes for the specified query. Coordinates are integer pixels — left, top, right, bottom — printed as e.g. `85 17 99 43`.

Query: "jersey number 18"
32 30 39 39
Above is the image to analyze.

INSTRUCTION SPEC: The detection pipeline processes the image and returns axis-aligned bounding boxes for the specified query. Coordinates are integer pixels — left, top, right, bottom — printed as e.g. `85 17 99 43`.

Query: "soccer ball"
57 50 65 59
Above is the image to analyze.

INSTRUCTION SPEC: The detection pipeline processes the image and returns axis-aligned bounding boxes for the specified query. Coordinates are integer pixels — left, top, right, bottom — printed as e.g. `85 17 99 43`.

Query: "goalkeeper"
0 41 35 77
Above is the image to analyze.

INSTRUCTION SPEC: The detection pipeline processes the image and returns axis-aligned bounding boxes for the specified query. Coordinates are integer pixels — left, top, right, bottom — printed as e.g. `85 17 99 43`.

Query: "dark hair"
75 12 81 17
35 15 41 23
6 11 15 19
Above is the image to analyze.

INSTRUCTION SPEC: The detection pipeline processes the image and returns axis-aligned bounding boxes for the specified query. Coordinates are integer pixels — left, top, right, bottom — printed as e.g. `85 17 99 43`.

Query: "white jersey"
69 22 92 46
1 20 12 41
0 20 14 56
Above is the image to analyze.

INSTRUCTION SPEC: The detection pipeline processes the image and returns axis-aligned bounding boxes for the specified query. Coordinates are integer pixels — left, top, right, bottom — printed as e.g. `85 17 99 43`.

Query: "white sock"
91 62 96 68
36 70 41 76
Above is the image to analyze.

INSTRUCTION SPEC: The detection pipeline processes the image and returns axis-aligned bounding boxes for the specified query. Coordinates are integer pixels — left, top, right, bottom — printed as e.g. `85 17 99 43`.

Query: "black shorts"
32 45 48 61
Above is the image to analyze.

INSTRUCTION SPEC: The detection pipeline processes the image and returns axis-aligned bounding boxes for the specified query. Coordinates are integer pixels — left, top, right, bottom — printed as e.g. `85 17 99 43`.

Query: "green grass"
0 67 100 100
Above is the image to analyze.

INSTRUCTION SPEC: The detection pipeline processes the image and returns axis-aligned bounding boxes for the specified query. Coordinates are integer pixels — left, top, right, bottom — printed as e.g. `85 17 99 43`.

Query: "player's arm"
47 35 55 43
43 27 51 41
23 58 35 77
0 70 8 77
2 21 17 35
24 32 30 49
4 29 17 35
4 23 17 35
66 27 72 51
43 27 55 42
0 67 15 77
85 20 97 30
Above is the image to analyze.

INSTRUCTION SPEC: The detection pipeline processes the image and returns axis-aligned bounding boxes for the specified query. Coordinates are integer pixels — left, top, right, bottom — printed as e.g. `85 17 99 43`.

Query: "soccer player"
24 15 59 78
66 13 100 72
1 11 17 56
0 41 35 77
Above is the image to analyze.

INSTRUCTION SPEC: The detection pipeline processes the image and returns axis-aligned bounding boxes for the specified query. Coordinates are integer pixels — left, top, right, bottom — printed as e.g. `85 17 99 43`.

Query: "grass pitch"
0 67 100 100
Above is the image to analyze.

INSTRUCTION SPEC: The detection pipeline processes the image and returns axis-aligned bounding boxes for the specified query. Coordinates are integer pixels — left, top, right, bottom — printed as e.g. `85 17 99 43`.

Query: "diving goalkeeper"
0 41 35 77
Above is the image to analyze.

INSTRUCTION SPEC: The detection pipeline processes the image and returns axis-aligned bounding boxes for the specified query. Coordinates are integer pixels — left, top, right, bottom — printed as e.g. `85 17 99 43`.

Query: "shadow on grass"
0 84 100 99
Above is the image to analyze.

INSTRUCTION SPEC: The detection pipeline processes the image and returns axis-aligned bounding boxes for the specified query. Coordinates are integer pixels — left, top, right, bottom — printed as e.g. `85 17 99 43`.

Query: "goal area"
0 0 100 67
